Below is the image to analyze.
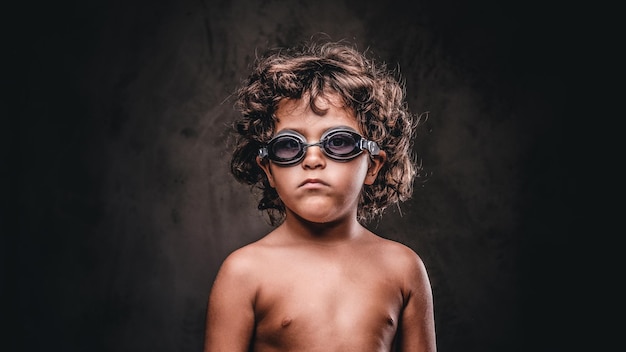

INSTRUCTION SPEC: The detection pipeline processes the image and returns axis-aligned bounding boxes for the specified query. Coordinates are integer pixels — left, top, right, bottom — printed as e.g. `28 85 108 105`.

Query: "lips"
299 178 329 187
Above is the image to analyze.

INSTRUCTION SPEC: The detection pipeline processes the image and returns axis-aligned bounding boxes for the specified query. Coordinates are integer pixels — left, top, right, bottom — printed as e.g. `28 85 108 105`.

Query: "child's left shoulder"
369 234 428 272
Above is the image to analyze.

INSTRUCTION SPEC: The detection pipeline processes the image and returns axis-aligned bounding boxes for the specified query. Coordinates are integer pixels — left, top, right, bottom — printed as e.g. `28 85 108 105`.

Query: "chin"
298 209 352 225
290 198 357 223
303 215 339 224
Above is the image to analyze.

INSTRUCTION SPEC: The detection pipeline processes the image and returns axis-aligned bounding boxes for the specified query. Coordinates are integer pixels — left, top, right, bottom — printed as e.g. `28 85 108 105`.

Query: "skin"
204 95 436 352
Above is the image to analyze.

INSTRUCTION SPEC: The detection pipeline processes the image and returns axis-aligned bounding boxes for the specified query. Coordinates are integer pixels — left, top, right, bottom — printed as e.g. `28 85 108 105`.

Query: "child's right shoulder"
217 239 270 277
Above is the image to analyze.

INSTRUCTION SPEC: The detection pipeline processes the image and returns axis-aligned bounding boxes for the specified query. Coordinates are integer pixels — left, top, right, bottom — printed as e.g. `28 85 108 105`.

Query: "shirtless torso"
204 222 435 352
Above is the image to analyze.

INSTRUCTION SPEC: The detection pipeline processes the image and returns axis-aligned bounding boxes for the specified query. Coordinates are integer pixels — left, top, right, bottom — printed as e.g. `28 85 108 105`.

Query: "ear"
364 150 387 185
256 156 276 188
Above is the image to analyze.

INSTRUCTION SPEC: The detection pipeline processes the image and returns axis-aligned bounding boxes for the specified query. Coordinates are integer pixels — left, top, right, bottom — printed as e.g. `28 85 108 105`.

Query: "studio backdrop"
6 0 576 351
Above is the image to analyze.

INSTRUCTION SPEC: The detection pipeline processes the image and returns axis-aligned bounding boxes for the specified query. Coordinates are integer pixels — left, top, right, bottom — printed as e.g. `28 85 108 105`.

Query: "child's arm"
203 250 257 352
397 253 437 352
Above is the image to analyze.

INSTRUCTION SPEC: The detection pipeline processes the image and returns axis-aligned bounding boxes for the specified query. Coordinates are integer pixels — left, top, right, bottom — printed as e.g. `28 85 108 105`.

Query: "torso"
245 231 411 352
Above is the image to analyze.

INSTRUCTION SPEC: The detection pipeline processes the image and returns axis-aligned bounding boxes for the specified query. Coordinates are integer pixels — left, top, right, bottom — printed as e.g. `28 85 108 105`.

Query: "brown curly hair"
230 39 421 225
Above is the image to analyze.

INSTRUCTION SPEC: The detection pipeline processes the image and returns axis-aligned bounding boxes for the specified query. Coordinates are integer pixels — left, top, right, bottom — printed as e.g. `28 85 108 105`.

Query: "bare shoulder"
369 234 431 291
209 238 272 307
217 240 269 279
372 235 426 268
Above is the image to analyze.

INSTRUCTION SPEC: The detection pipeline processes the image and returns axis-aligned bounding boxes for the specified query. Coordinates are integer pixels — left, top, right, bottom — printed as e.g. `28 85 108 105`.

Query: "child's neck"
281 212 364 245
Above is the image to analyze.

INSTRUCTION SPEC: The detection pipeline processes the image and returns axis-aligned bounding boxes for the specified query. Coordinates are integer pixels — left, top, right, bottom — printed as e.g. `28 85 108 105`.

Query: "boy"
204 40 436 352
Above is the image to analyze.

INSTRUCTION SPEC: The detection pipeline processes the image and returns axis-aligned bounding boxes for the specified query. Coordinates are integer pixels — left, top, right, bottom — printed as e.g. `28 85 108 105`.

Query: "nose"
301 143 326 169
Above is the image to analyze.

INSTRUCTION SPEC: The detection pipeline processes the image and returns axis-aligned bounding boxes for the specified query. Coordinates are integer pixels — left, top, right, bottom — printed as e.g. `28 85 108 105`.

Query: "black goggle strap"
258 128 380 160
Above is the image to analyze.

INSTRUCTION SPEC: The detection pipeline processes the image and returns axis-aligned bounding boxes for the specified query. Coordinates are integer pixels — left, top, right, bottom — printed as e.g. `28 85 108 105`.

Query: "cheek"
355 157 372 182
337 158 370 189
267 166 292 191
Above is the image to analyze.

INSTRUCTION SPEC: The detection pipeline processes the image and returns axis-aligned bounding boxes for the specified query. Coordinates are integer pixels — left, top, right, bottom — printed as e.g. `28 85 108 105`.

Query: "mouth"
299 178 329 187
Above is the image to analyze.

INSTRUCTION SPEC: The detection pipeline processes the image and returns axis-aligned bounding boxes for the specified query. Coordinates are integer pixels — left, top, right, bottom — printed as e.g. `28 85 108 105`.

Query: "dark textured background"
4 0 583 351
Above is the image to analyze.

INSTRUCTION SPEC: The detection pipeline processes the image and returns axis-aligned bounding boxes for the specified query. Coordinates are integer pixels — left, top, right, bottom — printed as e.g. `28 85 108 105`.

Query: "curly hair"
230 39 421 225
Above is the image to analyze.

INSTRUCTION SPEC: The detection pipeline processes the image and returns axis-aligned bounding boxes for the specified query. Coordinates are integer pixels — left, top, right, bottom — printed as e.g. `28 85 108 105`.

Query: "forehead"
274 95 359 135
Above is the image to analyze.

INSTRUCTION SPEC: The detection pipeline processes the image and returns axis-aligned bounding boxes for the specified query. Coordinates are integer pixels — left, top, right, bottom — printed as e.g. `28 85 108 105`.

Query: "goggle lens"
325 132 357 156
271 137 303 160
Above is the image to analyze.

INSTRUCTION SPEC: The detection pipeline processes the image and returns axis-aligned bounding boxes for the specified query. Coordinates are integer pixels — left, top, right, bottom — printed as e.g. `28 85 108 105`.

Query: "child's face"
257 94 386 224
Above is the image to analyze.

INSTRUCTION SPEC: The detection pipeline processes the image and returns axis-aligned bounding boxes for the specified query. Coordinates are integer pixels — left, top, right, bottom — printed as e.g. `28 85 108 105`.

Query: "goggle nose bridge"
300 140 324 154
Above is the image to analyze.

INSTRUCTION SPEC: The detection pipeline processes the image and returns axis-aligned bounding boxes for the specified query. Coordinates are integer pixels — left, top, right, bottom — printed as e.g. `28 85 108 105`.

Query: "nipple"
281 317 292 327
386 316 395 326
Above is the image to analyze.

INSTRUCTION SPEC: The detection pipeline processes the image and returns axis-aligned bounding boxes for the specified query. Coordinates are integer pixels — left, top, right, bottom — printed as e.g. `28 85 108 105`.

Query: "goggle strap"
360 139 380 156
258 147 268 159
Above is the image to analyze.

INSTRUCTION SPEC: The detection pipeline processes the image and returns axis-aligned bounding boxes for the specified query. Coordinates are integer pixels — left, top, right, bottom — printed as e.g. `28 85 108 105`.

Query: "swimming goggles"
258 127 380 166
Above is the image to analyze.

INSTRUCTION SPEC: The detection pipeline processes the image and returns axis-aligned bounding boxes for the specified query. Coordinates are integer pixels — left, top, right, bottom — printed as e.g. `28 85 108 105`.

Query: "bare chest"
252 255 404 351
